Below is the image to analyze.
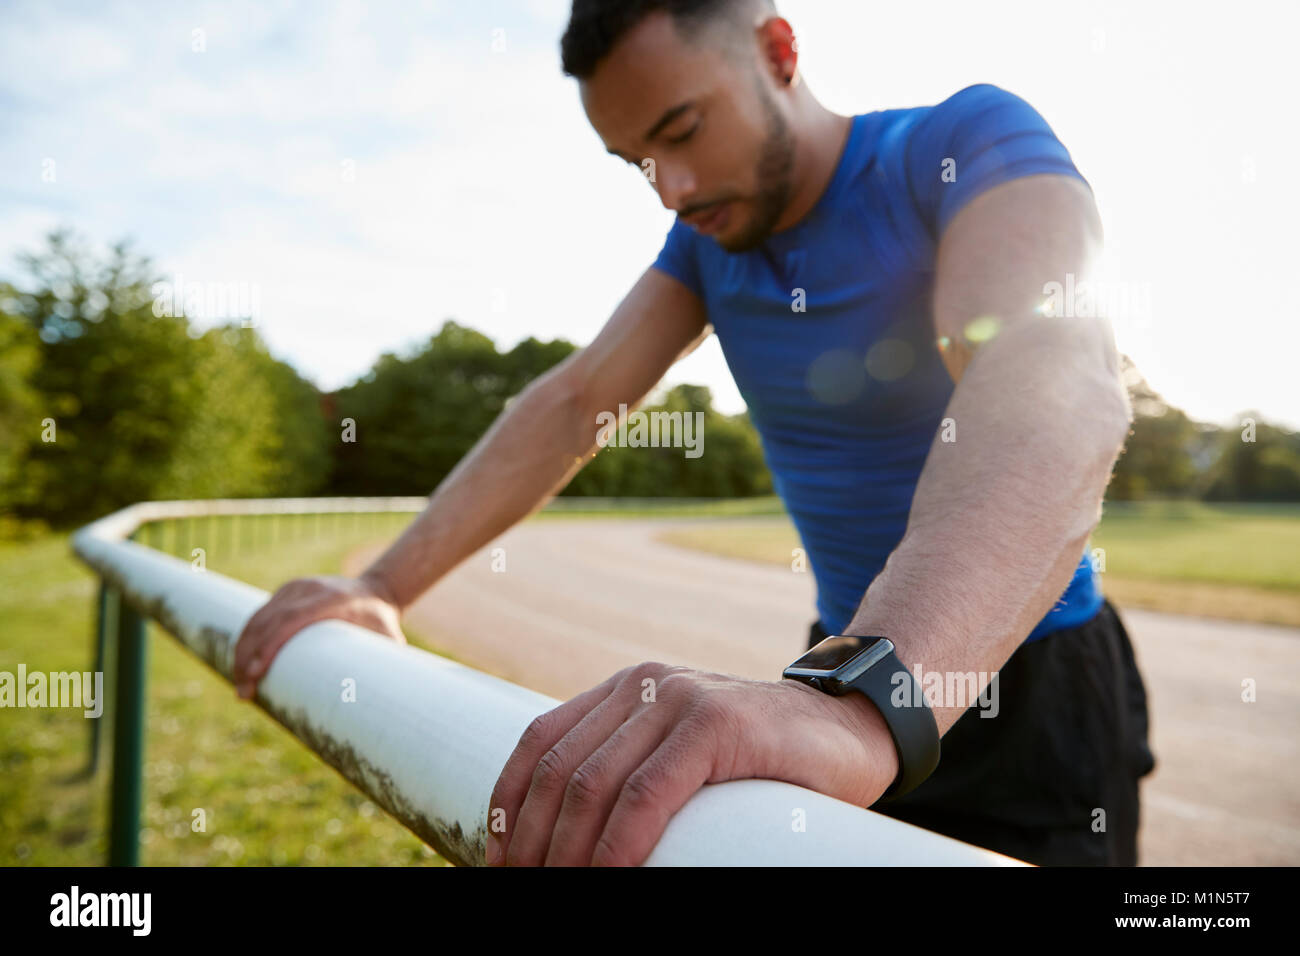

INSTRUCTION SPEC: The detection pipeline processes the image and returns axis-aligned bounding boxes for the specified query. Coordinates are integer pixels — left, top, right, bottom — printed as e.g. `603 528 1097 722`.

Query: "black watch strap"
837 642 940 804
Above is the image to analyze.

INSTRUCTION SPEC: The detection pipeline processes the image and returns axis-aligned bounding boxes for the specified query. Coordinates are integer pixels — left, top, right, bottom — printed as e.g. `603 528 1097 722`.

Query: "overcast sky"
2 0 1295 429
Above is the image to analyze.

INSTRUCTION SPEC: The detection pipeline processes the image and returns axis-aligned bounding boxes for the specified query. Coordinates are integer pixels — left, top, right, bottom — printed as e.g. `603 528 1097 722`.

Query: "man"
234 0 1156 867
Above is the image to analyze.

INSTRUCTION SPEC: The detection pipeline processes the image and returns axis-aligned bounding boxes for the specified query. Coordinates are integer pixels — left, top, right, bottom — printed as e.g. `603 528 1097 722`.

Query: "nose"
654 159 697 213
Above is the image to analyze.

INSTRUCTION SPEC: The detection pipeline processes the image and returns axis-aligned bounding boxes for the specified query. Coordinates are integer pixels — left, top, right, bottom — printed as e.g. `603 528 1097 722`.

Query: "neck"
771 86 853 234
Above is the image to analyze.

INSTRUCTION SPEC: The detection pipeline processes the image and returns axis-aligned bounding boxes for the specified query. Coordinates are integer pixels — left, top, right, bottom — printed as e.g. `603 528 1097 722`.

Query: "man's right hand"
232 574 406 700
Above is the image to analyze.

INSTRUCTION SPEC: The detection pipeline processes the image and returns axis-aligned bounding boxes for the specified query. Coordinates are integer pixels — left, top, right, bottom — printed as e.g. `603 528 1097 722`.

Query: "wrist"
359 568 401 610
784 677 901 806
837 689 902 797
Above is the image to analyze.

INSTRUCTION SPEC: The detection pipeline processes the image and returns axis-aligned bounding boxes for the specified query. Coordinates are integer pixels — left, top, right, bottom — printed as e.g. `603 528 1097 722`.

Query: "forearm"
360 369 600 610
842 316 1132 734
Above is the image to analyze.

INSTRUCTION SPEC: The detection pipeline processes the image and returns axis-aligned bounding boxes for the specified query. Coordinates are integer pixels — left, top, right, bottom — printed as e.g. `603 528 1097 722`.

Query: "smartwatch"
783 634 940 804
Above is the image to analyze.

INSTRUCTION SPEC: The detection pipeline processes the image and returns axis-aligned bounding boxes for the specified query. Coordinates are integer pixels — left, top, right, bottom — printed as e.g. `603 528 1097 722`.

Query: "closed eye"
667 124 698 145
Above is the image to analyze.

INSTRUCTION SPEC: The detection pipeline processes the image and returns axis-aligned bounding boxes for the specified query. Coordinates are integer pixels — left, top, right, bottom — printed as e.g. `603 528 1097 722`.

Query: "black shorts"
807 598 1157 866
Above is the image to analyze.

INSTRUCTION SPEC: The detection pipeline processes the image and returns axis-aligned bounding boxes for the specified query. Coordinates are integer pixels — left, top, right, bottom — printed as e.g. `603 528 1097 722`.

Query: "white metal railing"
72 497 1028 866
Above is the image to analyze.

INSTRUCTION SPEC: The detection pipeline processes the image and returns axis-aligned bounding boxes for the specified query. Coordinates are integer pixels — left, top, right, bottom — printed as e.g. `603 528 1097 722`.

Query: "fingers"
233 605 309 696
233 582 301 684
503 695 630 866
232 611 271 696
506 691 669 867
234 620 300 698
486 670 625 865
486 664 751 866
231 579 406 700
590 723 718 867
542 706 672 866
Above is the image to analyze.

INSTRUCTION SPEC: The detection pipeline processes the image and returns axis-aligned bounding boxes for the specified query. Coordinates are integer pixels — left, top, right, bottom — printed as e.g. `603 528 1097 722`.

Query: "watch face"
785 635 893 683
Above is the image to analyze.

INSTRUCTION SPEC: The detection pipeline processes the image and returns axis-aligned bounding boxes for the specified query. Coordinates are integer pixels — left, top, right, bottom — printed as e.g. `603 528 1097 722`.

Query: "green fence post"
86 579 111 776
108 600 148 866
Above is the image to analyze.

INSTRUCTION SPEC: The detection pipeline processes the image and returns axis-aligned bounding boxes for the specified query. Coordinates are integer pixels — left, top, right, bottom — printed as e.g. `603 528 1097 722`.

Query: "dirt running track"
344 517 1300 866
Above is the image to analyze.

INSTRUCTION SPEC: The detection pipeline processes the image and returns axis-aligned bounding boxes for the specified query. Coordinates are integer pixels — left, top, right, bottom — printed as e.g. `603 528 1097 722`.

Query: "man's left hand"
486 661 900 866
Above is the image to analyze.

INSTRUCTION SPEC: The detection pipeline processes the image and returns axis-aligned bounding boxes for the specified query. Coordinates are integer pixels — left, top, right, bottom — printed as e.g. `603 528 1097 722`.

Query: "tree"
566 384 772 497
0 288 42 515
327 320 774 499
1108 355 1204 499
329 320 536 494
4 230 332 524
1202 413 1300 502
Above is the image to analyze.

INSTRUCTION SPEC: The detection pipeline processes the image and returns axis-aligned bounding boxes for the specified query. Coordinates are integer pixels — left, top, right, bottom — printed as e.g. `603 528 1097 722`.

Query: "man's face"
579 11 795 252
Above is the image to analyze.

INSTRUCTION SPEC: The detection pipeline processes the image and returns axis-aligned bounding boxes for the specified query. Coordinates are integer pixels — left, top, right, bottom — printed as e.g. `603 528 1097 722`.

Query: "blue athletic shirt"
651 83 1103 643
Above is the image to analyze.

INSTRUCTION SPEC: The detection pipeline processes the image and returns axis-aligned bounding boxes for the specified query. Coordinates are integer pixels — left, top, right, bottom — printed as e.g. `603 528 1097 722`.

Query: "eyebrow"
605 101 696 161
643 102 694 141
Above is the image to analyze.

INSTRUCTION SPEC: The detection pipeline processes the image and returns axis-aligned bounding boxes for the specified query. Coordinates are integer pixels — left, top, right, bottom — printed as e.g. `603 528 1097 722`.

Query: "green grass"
1090 501 1299 590
655 501 1300 627
0 512 449 867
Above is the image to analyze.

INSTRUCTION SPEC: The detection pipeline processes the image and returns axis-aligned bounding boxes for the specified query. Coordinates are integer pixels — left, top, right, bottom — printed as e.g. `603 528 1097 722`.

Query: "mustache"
678 197 735 220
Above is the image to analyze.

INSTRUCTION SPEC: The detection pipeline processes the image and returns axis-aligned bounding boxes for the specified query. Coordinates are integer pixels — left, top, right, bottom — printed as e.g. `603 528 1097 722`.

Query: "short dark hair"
560 0 772 79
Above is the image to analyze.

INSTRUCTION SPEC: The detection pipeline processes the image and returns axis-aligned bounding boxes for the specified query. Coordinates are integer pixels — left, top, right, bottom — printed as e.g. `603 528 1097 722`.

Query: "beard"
715 79 796 252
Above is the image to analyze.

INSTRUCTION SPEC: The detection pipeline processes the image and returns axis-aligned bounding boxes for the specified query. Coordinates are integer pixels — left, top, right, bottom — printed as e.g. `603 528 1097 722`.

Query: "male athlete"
234 0 1156 866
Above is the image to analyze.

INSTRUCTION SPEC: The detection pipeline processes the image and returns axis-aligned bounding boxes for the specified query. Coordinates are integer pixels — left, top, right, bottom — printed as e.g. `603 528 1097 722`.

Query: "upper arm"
932 173 1103 382
902 84 1103 382
553 265 709 419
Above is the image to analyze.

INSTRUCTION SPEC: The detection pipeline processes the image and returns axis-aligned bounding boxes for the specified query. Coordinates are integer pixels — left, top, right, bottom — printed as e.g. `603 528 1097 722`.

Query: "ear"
756 17 798 86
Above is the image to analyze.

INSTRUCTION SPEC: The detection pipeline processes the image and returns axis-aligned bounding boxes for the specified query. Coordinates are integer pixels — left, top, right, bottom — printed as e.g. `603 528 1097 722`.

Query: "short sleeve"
905 84 1089 238
650 217 704 299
